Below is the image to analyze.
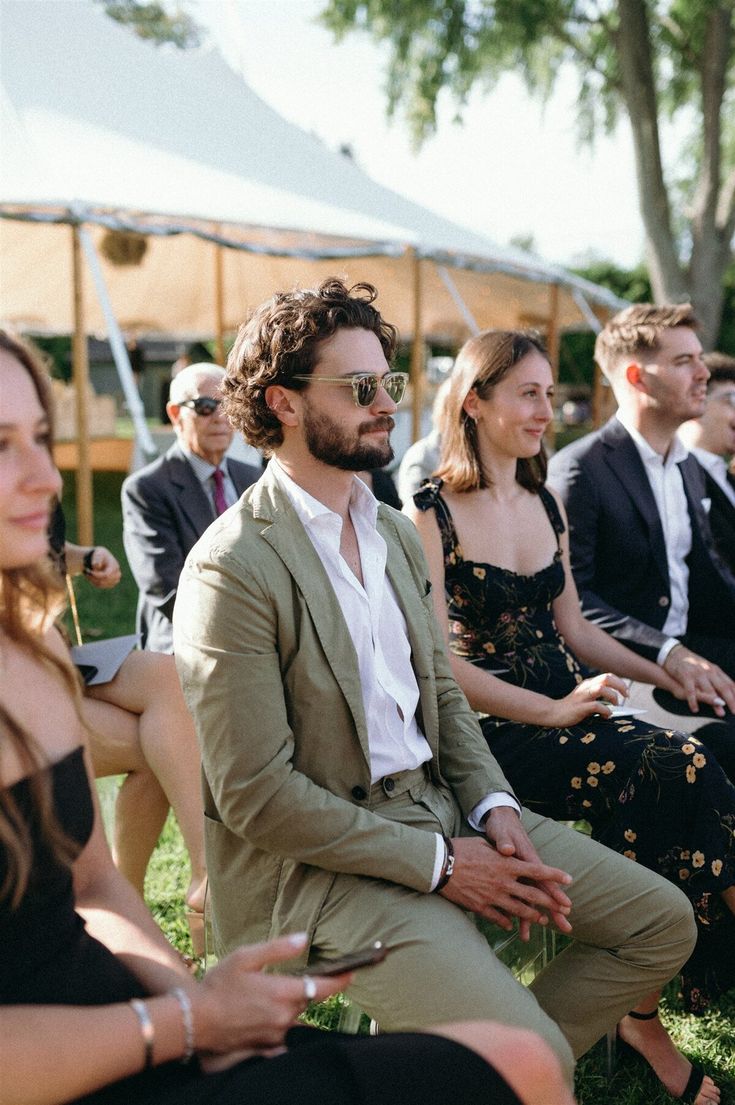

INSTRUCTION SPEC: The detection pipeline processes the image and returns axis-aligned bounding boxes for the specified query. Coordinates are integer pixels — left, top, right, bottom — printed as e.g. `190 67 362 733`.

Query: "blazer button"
352 785 367 801
383 777 395 794
658 596 670 607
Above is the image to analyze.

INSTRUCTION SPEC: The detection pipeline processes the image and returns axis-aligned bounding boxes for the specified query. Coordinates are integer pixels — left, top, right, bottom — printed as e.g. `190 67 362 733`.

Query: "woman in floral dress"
405 329 734 1105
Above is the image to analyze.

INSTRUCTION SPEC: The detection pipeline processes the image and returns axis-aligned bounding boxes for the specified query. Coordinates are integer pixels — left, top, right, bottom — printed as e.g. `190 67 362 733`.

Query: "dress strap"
412 478 462 566
538 485 565 547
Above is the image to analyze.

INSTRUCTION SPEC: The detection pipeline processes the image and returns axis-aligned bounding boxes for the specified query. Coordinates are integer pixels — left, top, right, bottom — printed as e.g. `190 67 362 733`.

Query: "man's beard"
303 403 395 471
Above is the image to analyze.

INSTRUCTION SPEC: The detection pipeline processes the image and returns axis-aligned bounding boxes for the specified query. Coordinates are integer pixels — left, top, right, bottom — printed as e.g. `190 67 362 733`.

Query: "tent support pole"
71 224 93 547
213 224 225 365
409 249 424 444
546 283 561 451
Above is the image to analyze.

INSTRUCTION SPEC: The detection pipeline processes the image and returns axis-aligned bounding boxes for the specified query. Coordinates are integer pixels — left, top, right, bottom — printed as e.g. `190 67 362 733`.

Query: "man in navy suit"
122 364 260 652
548 304 735 772
679 352 735 575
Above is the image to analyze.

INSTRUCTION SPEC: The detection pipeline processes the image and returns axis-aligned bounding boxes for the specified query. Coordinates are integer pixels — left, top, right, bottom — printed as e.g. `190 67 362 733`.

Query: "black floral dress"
414 479 735 1013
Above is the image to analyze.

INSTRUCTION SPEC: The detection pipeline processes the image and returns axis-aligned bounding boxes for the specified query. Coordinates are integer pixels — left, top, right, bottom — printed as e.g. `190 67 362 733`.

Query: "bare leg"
113 770 169 894
84 652 206 910
430 1021 576 1105
618 992 720 1104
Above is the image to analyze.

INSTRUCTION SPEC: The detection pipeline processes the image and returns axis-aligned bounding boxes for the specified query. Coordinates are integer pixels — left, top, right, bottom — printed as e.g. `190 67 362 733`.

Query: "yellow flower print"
473 567 486 580
587 762 601 774
692 851 705 868
686 765 697 783
536 630 544 638
682 743 695 755
582 800 591 808
581 733 596 744
618 724 634 732
624 829 637 843
559 735 568 744
711 859 723 876
602 761 615 774
623 850 636 860
679 868 689 880
482 642 496 654
587 776 599 787
571 777 582 789
693 753 706 768
680 850 690 860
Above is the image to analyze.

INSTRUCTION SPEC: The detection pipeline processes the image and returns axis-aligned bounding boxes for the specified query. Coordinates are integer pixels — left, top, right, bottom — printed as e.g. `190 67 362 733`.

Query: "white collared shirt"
271 459 517 886
689 446 735 509
181 446 238 513
617 414 691 661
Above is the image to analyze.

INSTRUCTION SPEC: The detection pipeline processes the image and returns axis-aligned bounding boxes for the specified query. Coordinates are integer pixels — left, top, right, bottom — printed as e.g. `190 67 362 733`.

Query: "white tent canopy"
0 0 626 343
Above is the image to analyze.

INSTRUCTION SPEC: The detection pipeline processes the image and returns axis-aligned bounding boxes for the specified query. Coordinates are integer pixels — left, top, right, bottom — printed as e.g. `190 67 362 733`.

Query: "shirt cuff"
429 833 446 891
468 792 521 832
657 638 682 667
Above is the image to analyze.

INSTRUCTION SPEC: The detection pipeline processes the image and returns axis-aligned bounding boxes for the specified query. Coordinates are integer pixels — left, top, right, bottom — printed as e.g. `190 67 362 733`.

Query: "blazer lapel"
601 421 669 579
254 475 371 767
166 445 216 537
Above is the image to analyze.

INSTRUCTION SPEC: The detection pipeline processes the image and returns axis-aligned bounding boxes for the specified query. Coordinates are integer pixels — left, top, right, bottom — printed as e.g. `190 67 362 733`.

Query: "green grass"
79 471 733 1103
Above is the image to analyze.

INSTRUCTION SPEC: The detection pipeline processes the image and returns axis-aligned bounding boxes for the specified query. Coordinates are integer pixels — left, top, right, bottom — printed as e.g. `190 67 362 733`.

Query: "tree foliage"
95 0 203 49
320 1 735 346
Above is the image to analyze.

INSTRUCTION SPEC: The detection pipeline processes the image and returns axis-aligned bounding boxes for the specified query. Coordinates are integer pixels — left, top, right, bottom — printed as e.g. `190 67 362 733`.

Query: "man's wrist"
659 638 683 668
434 837 455 893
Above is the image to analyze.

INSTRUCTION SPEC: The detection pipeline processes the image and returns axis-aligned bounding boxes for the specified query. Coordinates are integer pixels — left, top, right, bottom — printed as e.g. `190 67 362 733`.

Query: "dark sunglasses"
291 372 409 408
179 396 222 417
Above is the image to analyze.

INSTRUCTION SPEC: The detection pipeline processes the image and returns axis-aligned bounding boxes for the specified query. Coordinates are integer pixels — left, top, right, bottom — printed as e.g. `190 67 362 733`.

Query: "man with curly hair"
173 280 694 1088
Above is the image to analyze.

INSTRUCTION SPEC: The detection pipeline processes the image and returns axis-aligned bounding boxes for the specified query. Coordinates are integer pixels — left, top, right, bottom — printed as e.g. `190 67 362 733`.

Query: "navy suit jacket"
547 417 735 662
122 443 260 652
700 464 735 576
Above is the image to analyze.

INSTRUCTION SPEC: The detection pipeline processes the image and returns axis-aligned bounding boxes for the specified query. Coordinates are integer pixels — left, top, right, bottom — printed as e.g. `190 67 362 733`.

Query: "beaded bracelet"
170 987 195 1064
129 998 155 1069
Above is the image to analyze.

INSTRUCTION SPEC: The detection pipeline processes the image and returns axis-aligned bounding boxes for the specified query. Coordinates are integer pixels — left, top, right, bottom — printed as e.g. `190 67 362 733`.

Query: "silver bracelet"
170 987 195 1064
129 998 155 1069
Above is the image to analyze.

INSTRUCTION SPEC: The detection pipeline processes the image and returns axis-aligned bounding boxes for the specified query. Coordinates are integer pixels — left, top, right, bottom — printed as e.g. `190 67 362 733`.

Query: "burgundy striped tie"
213 467 228 516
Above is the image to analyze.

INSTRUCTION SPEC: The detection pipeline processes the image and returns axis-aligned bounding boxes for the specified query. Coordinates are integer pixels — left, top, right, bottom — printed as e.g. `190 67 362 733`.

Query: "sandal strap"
680 1062 705 1105
626 1007 660 1020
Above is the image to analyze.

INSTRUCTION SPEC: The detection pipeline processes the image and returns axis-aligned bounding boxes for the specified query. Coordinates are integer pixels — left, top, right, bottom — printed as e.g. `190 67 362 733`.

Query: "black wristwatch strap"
83 548 97 574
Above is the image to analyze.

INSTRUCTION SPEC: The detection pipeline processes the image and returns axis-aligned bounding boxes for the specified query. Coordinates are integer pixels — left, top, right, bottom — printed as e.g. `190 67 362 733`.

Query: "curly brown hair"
223 279 398 453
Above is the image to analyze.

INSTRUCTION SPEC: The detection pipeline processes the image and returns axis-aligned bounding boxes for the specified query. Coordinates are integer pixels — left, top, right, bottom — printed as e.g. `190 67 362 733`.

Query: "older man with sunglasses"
173 280 694 1090
122 363 260 652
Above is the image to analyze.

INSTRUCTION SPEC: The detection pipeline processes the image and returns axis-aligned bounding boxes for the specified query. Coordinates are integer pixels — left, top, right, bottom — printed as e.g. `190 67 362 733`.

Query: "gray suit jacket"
122 442 259 652
173 463 515 959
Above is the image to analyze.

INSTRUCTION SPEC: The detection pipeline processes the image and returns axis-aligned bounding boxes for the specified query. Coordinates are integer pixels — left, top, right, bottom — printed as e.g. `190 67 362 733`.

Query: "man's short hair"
223 278 398 453
594 303 698 380
169 363 225 406
703 351 735 390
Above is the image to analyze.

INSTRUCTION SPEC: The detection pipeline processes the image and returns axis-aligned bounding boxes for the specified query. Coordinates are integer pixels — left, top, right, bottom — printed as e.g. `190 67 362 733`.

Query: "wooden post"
546 283 561 451
409 248 424 443
213 224 225 365
71 224 94 546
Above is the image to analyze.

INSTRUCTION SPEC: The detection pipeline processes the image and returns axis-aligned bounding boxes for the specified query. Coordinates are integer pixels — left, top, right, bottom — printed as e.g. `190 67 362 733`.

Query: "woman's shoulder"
412 477 444 512
539 484 567 538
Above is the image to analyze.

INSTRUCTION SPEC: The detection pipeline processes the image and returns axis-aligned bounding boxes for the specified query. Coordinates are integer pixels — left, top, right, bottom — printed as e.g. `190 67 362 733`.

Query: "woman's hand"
84 545 122 589
546 672 628 728
191 933 352 1060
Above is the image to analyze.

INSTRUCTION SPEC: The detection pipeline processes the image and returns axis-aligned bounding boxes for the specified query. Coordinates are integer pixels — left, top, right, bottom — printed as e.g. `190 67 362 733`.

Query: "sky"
190 0 646 270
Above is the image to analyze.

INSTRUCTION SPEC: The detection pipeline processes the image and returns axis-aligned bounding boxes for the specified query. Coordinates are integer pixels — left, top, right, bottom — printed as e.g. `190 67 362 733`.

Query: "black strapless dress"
415 479 735 1013
0 747 520 1105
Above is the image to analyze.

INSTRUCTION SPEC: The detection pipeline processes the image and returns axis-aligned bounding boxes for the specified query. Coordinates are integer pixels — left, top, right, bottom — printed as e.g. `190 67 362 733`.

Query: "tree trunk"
688 5 734 349
614 0 688 303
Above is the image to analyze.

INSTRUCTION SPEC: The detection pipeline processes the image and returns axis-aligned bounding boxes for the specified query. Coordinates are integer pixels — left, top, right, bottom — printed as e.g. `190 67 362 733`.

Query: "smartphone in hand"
303 941 389 976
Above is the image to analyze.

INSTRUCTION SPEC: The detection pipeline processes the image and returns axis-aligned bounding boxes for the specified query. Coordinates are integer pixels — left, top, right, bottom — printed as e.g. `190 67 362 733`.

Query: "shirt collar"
270 457 379 531
180 444 229 483
616 412 689 467
689 445 727 480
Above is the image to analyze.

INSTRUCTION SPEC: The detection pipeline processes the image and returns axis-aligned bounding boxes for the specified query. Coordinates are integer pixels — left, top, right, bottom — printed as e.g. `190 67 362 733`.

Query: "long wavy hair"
435 329 549 494
0 330 82 908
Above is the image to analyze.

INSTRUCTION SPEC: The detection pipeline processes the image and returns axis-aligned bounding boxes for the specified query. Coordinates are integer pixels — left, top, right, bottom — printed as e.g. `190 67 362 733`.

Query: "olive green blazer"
174 464 515 959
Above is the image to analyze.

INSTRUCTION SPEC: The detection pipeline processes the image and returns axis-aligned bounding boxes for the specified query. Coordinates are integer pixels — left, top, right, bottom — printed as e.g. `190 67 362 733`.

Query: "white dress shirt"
617 414 691 663
689 446 735 509
271 459 518 887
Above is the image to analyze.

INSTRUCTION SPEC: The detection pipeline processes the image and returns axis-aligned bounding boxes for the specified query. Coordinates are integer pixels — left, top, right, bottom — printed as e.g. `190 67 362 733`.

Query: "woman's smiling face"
466 349 555 462
0 349 62 570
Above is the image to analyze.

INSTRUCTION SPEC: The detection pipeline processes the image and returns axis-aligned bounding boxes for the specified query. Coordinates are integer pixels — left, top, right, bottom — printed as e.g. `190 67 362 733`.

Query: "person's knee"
646 877 697 962
438 1021 575 1103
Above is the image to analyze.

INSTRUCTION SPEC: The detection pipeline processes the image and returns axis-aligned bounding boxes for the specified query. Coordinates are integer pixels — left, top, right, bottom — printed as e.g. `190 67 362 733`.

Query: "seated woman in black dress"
405 329 733 1105
0 330 573 1105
